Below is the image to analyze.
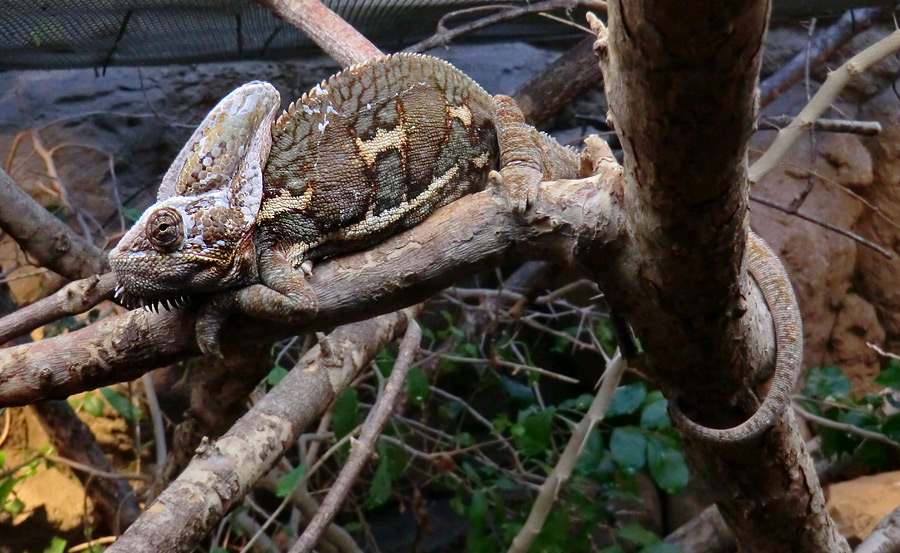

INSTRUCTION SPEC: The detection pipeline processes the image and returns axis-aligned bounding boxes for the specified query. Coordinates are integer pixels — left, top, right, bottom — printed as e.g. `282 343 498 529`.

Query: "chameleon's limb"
196 249 318 356
669 230 803 444
490 94 581 215
490 95 545 214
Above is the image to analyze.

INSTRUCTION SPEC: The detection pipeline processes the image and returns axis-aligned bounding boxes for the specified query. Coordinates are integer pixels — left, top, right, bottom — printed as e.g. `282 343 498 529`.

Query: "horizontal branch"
0 172 622 407
0 168 107 279
0 272 116 344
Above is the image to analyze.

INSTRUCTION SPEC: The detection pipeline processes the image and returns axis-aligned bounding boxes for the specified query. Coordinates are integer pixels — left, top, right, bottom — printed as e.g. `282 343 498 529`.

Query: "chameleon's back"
259 53 498 265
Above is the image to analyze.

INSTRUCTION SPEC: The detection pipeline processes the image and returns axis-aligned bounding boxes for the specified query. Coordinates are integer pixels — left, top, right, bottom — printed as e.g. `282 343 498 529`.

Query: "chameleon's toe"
195 306 227 357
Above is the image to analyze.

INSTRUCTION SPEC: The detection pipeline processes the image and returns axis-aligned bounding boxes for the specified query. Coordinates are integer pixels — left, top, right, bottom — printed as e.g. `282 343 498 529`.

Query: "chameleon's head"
109 191 260 308
109 81 281 309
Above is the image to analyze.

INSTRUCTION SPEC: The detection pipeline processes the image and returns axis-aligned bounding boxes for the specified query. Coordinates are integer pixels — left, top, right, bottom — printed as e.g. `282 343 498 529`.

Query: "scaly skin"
668 230 804 444
109 54 577 355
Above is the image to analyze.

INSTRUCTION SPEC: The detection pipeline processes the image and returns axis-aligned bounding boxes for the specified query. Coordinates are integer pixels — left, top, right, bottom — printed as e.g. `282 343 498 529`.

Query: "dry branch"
106 308 418 553
0 168 107 279
261 0 382 66
508 350 626 553
292 321 421 553
595 1 850 550
0 174 620 408
750 29 900 184
759 7 887 108
0 272 116 345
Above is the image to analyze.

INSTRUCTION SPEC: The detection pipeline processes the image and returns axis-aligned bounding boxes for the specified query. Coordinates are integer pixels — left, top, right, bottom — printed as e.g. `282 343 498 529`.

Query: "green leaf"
574 430 605 476
332 388 359 441
512 408 555 457
598 547 626 553
559 394 594 412
378 440 408 478
499 375 534 405
467 490 492 553
639 398 670 430
608 383 647 418
275 464 306 498
121 205 144 223
819 425 859 458
610 427 647 473
1 475 19 505
82 392 105 417
100 387 142 423
617 523 659 546
266 365 289 386
406 367 430 406
375 348 396 377
646 435 689 493
43 536 67 553
857 440 890 469
841 409 878 429
367 454 392 509
875 359 900 389
532 504 573 550
5 497 24 515
881 413 900 441
641 543 683 553
803 366 850 400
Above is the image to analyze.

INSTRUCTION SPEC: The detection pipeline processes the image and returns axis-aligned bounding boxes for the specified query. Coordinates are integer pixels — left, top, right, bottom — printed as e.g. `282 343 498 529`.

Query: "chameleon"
109 53 578 355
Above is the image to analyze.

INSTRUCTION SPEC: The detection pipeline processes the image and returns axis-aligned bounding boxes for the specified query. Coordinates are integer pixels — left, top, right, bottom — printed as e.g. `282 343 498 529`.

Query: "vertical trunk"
595 2 850 550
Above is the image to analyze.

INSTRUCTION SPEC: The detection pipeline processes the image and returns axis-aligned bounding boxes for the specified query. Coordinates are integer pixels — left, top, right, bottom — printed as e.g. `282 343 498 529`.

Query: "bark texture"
595 1 850 551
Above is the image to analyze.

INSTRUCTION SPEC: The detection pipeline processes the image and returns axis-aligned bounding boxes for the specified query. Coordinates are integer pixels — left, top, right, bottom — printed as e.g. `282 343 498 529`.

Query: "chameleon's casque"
109 54 498 310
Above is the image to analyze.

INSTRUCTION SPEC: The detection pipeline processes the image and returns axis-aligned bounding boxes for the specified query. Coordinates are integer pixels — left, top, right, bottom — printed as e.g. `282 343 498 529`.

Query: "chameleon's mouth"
114 284 191 313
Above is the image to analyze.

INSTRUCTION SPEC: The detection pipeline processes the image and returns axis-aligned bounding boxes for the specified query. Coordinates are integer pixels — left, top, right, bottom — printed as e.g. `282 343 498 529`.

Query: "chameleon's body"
260 54 497 271
110 54 501 326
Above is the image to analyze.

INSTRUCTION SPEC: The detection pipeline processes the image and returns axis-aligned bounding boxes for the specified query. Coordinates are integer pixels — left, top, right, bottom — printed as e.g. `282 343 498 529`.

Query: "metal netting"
0 0 582 70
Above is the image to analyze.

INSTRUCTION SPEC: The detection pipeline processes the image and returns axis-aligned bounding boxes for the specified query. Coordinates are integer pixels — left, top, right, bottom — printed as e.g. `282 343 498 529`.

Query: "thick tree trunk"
594 2 849 551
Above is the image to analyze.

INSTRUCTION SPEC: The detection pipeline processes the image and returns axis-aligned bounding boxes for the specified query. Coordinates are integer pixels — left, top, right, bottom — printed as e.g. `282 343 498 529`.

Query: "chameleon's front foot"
195 279 319 356
490 95 544 215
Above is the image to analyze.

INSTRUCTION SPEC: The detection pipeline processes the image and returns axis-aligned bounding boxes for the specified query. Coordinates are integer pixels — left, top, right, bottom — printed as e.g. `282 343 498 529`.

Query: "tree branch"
292 321 421 553
105 308 418 553
0 167 107 279
750 29 900 184
0 173 620 407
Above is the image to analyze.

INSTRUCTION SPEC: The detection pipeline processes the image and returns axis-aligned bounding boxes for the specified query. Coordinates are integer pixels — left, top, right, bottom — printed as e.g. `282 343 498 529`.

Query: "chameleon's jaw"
113 283 191 312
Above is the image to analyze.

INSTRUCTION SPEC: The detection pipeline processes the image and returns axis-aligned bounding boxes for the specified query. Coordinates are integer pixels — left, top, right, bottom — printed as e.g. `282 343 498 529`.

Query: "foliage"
797 362 900 468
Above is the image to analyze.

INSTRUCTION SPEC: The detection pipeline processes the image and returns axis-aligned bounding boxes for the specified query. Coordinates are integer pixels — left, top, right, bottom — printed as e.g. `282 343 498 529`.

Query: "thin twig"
760 115 882 136
291 321 422 553
41 452 153 481
750 193 892 258
750 29 900 184
508 350 627 553
792 400 900 449
68 536 118 553
435 352 579 384
405 0 604 53
141 373 167 476
868 341 900 361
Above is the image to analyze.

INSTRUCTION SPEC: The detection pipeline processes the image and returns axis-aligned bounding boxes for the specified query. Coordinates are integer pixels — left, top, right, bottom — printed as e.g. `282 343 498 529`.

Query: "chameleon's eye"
146 207 184 252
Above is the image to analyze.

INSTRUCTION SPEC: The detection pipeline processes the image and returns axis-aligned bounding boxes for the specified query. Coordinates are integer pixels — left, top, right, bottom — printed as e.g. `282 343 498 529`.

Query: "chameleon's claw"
196 305 227 358
488 170 504 189
300 260 314 278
